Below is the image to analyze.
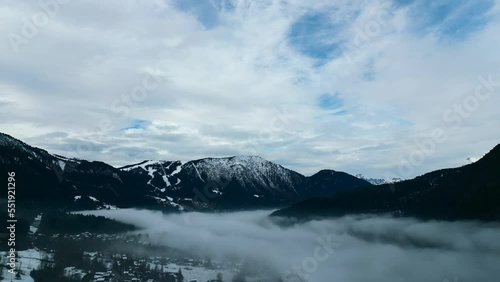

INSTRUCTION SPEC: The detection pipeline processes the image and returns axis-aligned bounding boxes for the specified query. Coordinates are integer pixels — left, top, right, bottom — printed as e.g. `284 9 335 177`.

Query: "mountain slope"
0 133 176 210
118 155 372 209
272 144 500 221
0 132 370 211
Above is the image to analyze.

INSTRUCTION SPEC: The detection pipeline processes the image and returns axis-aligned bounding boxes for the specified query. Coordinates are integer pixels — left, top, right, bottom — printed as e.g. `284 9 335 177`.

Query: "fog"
82 209 500 282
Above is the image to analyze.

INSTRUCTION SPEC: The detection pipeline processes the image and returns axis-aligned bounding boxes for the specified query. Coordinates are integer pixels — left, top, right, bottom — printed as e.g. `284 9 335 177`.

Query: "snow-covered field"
29 214 42 234
0 249 47 282
164 263 234 282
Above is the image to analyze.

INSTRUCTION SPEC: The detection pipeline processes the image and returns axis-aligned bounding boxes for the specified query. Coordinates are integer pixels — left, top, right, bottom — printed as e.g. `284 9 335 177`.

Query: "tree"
217 272 224 282
177 268 184 281
205 257 213 269
54 241 83 269
232 272 247 282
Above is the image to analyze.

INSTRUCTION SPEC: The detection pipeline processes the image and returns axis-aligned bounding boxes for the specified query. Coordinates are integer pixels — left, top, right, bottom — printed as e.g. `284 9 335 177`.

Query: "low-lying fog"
82 209 500 282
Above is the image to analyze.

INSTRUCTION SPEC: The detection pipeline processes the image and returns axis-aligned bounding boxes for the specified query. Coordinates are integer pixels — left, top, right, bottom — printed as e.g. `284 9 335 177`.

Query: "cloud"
399 0 496 39
81 209 500 282
1 0 500 178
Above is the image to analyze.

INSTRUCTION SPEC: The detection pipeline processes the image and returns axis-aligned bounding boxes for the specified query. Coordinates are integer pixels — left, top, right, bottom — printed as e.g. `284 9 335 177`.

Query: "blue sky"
1 0 500 178
121 119 149 131
400 0 495 39
288 11 345 62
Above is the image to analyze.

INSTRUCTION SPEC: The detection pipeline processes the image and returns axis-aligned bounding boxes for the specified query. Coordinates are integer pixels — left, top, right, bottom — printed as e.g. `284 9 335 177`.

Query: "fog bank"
82 209 500 282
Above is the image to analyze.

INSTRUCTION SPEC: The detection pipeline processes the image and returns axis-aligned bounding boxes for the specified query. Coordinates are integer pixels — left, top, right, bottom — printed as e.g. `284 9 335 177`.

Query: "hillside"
272 144 500 221
0 132 370 212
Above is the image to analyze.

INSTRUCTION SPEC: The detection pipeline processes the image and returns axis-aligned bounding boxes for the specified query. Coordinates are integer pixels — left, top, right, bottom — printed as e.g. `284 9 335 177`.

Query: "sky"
1 0 500 178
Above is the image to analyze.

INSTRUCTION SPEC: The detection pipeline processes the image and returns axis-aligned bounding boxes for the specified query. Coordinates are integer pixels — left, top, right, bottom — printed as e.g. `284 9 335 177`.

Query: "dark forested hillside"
38 212 137 234
0 132 370 212
272 144 500 221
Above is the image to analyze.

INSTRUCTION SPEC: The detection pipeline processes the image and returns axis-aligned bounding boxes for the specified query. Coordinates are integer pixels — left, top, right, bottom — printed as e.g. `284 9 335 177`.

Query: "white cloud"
1 0 499 178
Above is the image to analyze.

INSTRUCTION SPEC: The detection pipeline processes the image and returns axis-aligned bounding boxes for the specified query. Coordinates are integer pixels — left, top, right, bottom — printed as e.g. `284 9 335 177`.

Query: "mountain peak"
230 155 266 161
119 160 180 171
193 155 269 162
313 169 337 175
0 132 25 147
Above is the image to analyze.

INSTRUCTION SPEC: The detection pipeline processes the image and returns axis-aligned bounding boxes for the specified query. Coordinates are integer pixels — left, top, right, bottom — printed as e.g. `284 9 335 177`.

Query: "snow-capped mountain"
117 155 372 210
355 174 399 185
182 156 302 193
120 160 183 191
119 156 303 195
0 132 371 211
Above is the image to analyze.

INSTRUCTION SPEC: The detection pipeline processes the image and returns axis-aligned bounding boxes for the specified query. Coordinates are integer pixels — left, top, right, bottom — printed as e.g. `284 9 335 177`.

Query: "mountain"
116 156 373 210
0 133 168 211
272 144 500 221
0 132 371 211
355 174 394 185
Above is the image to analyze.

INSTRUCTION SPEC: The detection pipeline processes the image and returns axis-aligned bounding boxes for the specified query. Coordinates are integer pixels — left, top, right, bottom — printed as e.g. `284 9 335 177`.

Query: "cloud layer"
1 0 500 178
82 209 500 282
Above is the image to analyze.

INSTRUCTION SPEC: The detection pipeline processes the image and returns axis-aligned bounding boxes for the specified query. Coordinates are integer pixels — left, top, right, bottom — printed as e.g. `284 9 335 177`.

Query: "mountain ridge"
0 132 371 212
272 143 500 221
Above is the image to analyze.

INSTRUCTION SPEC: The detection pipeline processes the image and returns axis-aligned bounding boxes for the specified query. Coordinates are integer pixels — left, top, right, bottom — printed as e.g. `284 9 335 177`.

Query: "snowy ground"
29 214 43 234
164 263 234 282
64 266 87 280
0 249 47 282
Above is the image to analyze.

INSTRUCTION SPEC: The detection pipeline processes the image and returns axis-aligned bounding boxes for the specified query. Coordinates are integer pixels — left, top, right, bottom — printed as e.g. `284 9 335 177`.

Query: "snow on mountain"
0 132 32 150
183 156 303 193
118 160 188 210
355 174 394 185
148 195 185 211
1 132 371 211
120 160 158 171
466 154 486 163
117 156 308 208
120 160 183 189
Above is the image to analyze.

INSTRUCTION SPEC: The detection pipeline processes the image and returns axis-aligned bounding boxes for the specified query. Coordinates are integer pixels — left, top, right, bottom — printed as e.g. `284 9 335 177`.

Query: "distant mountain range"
355 174 396 185
272 144 500 221
0 132 371 211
